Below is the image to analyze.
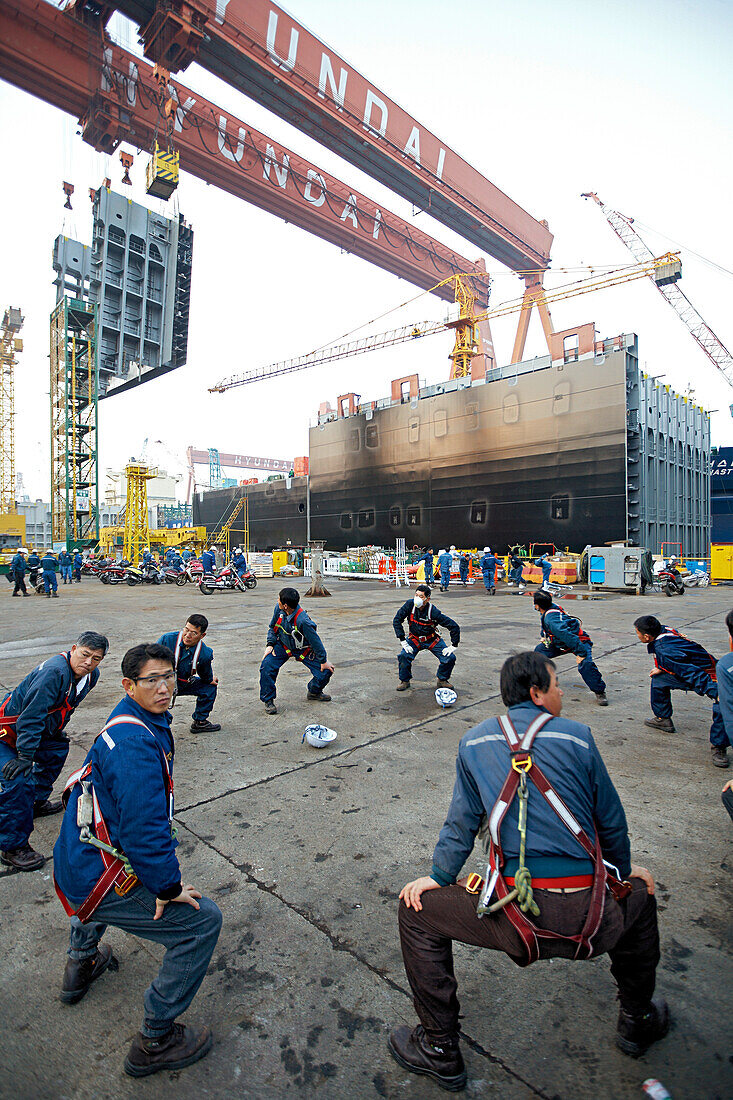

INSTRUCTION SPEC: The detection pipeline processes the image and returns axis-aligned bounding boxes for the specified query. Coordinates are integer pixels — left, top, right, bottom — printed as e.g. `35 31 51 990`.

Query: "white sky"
2 0 732 501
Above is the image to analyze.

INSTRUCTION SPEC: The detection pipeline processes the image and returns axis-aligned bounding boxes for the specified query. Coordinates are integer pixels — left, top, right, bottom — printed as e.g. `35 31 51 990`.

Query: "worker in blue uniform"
0 631 108 871
201 547 216 574
169 549 183 573
157 615 220 734
458 552 470 586
260 587 335 715
59 549 73 584
537 553 553 588
388 651 667 1092
232 547 248 574
508 551 525 589
42 550 59 597
634 615 727 768
393 584 460 691
26 549 41 588
714 609 733 771
437 549 452 592
181 548 192 564
480 547 498 594
53 642 222 1078
10 547 28 596
421 548 434 585
73 549 83 582
534 589 607 704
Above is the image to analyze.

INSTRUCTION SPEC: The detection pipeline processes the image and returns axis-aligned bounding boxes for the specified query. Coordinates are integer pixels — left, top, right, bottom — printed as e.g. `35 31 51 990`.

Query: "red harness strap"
407 608 439 650
273 607 312 661
653 628 718 682
53 716 174 923
483 712 630 966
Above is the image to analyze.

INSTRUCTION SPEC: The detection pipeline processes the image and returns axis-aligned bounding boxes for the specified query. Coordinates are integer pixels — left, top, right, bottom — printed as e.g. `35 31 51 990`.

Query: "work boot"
396 680 411 691
0 843 45 871
388 1024 466 1092
60 944 115 1004
124 1023 213 1078
595 692 609 707
264 701 278 715
615 997 670 1058
190 720 221 733
644 716 675 733
33 799 63 817
437 680 454 690
711 745 730 768
52 592 59 598
307 691 331 702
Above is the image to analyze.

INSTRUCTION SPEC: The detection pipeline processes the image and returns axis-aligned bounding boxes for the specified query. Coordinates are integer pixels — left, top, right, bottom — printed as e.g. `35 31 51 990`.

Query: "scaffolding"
123 462 157 563
208 447 223 490
209 493 249 559
0 308 23 514
50 299 99 546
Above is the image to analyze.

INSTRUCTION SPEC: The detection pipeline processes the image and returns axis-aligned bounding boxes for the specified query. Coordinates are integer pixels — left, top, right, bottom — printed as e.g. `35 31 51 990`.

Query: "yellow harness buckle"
114 872 138 897
465 872 484 894
512 754 532 773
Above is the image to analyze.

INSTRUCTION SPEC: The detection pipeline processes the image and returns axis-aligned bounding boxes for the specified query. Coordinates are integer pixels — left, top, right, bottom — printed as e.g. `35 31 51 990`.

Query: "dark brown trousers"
398 878 659 1041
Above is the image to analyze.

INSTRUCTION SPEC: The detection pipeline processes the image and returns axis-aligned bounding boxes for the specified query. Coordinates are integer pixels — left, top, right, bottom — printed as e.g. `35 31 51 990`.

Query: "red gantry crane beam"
0 0 489 307
113 0 554 275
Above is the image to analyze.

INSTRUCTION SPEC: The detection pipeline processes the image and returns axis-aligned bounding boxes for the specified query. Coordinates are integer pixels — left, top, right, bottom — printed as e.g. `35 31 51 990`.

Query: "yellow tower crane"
123 461 157 563
0 307 24 514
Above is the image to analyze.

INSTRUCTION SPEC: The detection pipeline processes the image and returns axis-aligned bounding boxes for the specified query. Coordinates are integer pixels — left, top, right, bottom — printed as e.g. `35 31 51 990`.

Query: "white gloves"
401 640 414 655
442 645 456 657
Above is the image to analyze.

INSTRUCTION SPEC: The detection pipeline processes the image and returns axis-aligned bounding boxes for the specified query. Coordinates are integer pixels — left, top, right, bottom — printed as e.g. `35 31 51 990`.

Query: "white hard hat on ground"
302 724 338 748
435 687 457 708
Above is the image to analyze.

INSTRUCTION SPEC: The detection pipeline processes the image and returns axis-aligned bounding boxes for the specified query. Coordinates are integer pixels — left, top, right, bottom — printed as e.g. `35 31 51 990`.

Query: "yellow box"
711 544 733 581
272 550 289 573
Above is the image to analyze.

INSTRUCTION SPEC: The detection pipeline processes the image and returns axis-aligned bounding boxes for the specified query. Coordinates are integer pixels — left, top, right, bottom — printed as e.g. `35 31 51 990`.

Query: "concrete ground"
1 574 731 1100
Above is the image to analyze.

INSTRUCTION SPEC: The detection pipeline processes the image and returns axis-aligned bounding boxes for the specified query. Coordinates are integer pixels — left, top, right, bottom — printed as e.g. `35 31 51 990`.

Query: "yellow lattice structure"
209 493 249 558
123 462 157 563
447 275 480 379
0 308 23 514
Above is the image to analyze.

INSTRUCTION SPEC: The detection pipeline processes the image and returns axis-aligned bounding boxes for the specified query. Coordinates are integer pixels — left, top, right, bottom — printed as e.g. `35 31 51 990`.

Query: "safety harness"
407 606 440 650
272 607 312 661
0 656 88 749
653 628 717 682
174 631 203 683
476 712 631 965
541 604 591 653
53 715 174 923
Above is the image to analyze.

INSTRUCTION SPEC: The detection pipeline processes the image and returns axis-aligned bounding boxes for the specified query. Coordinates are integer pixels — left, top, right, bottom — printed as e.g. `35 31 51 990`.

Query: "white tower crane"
582 192 733 387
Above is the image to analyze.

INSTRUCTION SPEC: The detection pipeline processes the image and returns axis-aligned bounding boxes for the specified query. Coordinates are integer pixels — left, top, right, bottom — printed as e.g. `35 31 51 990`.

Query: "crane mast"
0 307 23 515
582 192 733 385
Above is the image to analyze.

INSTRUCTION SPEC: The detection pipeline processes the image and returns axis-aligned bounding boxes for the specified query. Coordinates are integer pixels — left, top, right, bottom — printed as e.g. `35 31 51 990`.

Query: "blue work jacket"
157 631 214 684
438 552 452 575
201 551 216 573
393 600 460 646
1 653 100 755
540 604 591 656
59 551 72 567
27 553 40 569
267 605 327 664
54 696 180 905
11 553 26 575
422 552 434 574
431 702 631 886
73 553 83 569
481 553 498 573
41 554 58 572
181 550 192 562
716 651 733 738
648 627 717 696
233 555 248 574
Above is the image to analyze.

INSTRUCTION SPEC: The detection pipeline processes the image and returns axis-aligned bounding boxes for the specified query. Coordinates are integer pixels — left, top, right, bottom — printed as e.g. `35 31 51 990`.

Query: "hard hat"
302 724 338 748
439 549 446 555
435 687 457 708
18 547 28 553
450 545 456 551
483 546 491 553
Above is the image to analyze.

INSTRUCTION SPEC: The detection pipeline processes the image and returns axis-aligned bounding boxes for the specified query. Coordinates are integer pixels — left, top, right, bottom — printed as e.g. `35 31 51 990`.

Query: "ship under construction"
194 332 710 557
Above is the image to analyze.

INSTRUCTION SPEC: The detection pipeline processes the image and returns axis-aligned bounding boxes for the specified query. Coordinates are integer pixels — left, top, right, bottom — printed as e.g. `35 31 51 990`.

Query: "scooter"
199 566 257 595
658 561 685 597
176 560 204 586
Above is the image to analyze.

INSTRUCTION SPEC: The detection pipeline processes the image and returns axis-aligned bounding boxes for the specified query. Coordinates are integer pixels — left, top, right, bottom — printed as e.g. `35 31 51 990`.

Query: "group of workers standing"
2 574 732 1087
419 546 553 596
10 547 84 596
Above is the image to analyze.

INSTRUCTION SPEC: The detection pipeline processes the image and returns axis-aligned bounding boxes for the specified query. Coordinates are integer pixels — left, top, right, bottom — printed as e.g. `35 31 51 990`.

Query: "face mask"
413 595 425 608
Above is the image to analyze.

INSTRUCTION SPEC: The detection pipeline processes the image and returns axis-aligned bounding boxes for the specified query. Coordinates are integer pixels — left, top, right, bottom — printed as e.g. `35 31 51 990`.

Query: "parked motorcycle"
658 559 685 597
99 560 130 585
199 566 257 595
176 560 204 586
163 566 184 584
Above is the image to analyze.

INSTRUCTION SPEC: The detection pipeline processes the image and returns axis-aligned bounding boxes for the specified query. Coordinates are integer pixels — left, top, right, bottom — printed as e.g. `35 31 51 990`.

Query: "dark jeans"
259 643 332 702
509 565 524 585
481 568 496 591
175 677 217 721
43 569 57 594
73 567 81 581
650 671 727 747
439 570 451 591
398 878 659 1042
69 884 222 1037
12 572 27 595
0 738 69 849
458 564 468 584
398 638 456 683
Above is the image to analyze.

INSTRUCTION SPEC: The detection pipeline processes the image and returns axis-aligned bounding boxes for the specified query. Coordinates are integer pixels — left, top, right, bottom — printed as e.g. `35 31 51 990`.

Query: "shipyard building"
194 333 710 556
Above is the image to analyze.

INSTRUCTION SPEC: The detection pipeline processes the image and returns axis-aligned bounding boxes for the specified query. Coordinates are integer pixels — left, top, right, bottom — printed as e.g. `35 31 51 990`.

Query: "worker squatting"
1 590 732 1084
